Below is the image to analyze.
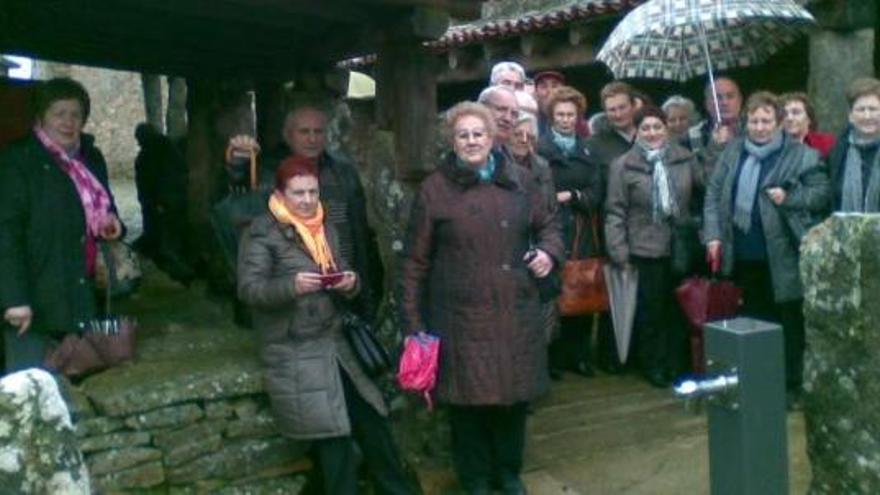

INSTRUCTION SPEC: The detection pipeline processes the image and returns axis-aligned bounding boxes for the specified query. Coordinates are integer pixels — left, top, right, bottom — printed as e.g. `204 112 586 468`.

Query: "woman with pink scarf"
0 77 123 373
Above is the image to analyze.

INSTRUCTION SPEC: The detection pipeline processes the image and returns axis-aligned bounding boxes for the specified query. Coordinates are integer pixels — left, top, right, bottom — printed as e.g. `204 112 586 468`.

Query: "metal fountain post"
674 317 788 495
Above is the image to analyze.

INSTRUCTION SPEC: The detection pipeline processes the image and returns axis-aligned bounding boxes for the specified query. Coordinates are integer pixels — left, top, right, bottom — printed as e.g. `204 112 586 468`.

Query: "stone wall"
35 62 148 178
64 319 311 493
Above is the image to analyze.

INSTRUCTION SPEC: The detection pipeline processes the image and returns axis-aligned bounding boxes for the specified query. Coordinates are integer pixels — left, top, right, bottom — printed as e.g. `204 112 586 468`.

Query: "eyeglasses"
454 129 489 141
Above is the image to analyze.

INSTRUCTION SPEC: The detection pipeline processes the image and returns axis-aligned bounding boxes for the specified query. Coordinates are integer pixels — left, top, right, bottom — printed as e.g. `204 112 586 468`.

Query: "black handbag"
341 313 392 377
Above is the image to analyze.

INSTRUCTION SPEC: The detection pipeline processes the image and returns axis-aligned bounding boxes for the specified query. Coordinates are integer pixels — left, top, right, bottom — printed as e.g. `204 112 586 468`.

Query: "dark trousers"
448 403 528 493
313 370 416 495
595 312 623 369
734 261 805 392
632 256 686 376
549 315 591 369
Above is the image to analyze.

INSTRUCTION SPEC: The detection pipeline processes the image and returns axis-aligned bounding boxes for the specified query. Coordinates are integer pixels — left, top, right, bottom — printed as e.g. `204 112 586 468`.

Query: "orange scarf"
268 192 337 274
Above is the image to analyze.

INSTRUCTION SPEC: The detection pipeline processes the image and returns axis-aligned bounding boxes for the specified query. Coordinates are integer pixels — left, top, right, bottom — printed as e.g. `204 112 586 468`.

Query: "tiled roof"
431 0 644 50
339 0 643 68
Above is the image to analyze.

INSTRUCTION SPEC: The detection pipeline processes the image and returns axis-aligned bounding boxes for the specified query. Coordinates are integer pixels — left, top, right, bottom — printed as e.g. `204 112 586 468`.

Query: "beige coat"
238 213 386 440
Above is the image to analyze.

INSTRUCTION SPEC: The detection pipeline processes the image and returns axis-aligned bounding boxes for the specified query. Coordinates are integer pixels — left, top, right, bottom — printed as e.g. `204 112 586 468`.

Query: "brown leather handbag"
557 214 609 316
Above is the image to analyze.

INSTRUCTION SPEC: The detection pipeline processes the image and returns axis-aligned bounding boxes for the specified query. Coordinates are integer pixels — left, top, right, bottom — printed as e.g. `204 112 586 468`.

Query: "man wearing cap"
534 71 590 139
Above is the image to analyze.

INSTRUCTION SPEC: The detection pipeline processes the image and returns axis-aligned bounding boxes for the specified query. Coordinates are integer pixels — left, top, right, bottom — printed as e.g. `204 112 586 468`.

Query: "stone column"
807 0 876 135
801 214 880 494
808 29 875 134
0 369 91 494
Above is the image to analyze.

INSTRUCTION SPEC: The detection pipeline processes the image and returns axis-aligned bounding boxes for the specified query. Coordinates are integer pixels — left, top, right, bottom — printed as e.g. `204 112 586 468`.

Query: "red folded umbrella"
676 277 742 373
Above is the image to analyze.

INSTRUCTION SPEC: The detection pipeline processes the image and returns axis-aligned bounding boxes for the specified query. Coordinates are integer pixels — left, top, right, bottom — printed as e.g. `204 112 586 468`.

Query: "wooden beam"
376 35 438 179
521 35 535 57
438 42 599 84
411 6 451 40
569 25 589 46
185 79 255 278
448 49 459 70
354 0 482 20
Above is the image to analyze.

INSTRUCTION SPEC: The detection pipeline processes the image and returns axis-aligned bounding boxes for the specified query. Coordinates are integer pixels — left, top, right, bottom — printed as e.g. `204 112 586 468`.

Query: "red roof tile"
431 0 644 49
339 0 643 68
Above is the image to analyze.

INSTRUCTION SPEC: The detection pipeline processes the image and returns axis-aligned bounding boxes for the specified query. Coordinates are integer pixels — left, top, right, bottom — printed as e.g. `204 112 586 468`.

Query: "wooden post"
375 34 438 181
255 81 286 154
185 79 254 283
807 0 877 134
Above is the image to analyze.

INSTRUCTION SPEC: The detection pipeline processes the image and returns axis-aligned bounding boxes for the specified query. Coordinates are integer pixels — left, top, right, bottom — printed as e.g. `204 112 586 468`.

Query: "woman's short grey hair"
490 61 526 85
515 113 539 137
661 95 698 120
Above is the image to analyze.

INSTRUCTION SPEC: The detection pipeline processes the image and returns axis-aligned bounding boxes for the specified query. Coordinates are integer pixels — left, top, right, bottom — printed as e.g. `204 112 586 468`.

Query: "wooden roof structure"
0 0 482 79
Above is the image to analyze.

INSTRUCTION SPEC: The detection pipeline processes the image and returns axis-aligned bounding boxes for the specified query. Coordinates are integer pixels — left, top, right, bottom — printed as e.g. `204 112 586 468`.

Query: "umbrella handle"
249 148 258 191
698 21 722 128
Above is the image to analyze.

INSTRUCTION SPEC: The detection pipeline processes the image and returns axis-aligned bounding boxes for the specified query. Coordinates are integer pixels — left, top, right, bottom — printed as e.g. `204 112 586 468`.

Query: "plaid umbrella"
597 0 815 115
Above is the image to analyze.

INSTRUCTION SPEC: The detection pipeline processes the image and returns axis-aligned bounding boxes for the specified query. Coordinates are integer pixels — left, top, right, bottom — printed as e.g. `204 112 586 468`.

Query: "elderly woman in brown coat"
238 156 416 495
400 101 563 495
605 105 702 388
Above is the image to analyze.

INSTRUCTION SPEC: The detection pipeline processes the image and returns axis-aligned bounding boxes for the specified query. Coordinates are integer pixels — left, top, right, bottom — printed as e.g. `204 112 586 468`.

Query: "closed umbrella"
597 0 815 121
603 264 639 363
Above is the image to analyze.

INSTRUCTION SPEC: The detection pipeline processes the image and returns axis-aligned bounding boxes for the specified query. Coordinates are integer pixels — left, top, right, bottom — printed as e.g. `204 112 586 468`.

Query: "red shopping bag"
675 277 742 373
397 332 440 410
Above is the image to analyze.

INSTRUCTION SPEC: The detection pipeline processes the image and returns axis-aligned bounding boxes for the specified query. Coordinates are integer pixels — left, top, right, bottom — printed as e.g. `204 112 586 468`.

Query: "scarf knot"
456 153 496 182
268 193 337 274
551 128 577 156
733 131 784 232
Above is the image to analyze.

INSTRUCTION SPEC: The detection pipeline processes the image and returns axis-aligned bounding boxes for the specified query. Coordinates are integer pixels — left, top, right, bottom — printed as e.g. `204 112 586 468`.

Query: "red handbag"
557 214 609 316
675 277 742 373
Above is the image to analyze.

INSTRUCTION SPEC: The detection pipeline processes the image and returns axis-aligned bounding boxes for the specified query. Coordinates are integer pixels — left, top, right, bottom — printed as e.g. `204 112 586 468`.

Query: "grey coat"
605 144 702 265
703 136 830 303
237 213 387 440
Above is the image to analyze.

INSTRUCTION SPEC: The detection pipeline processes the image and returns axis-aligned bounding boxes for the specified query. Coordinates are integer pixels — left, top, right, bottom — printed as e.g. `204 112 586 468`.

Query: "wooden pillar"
808 0 877 134
375 36 438 181
255 81 286 154
185 79 254 283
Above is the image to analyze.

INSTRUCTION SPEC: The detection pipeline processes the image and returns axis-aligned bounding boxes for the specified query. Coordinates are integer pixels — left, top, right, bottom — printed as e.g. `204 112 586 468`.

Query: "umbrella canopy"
597 0 816 83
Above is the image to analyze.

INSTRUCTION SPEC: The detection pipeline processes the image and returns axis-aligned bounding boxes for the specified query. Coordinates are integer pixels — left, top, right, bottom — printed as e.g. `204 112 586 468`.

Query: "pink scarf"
33 125 112 237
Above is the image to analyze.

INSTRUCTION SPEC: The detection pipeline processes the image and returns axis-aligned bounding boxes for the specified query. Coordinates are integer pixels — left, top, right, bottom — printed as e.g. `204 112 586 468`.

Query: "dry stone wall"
65 325 310 493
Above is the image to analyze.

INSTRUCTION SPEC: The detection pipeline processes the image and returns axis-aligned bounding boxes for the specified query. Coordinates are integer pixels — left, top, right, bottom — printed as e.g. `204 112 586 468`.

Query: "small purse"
397 332 441 409
558 214 609 316
342 313 392 377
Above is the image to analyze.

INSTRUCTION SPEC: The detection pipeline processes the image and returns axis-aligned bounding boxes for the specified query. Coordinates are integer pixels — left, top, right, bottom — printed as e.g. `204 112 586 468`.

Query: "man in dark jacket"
584 81 639 374
225 105 382 321
687 76 744 174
